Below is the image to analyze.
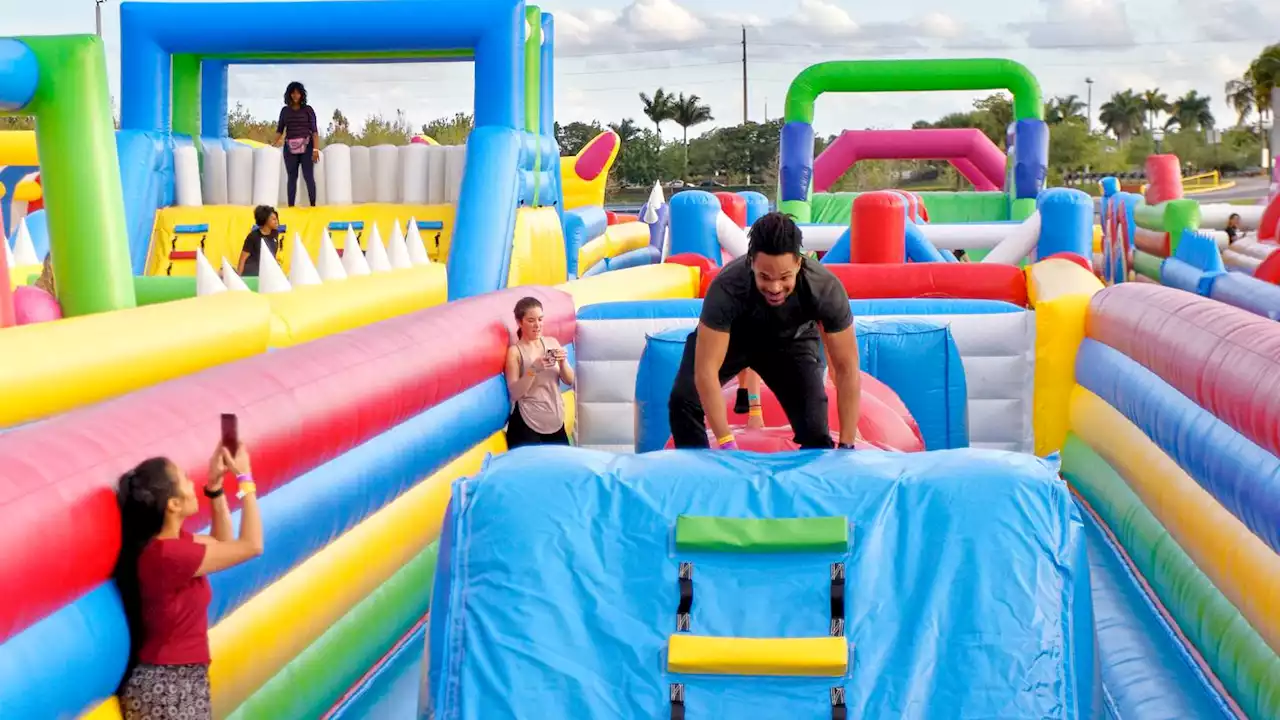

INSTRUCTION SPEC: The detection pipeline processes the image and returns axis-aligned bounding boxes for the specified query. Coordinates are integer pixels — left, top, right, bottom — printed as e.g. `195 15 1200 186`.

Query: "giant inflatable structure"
3 9 1280 719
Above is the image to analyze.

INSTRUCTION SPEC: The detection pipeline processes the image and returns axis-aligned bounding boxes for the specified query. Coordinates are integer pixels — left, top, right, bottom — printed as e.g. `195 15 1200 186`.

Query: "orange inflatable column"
851 191 906 264
1144 155 1183 204
714 191 747 229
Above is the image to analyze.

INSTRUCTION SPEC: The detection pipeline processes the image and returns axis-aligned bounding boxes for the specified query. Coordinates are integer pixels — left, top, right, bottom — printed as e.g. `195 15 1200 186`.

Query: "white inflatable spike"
341 227 371 277
194 250 227 296
288 232 322 287
642 181 665 224
220 259 252 291
257 240 292 294
387 219 412 270
12 219 38 266
317 232 347 281
365 222 392 272
406 217 431 265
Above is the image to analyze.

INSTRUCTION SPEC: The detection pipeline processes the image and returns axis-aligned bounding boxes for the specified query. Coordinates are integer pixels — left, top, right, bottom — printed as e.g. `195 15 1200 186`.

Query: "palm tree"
1139 89 1170 135
639 89 674 141
670 93 714 178
608 118 642 144
1098 90 1145 142
1045 95 1086 125
1246 43 1280 122
1225 78 1256 127
1166 91 1215 134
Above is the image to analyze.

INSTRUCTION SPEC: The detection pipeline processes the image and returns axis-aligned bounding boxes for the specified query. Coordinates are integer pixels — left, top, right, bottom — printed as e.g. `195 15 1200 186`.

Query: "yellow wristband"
748 407 763 417
236 482 257 499
716 434 735 446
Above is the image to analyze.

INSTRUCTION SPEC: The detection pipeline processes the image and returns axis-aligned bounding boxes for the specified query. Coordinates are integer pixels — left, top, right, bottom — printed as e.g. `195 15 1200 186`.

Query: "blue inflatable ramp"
423 447 1097 719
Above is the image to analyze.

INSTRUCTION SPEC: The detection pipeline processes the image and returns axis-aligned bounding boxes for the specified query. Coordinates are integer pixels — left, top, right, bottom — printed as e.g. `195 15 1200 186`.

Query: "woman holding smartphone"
505 296 574 448
114 440 264 719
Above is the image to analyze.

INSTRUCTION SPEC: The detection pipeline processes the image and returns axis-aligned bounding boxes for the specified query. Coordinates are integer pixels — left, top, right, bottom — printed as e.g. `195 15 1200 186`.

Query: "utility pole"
1085 77 1094 132
95 0 105 37
741 26 748 125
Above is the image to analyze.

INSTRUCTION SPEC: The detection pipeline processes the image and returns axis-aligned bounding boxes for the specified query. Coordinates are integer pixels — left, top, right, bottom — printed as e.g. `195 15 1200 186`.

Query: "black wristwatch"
204 485 225 499
836 442 855 450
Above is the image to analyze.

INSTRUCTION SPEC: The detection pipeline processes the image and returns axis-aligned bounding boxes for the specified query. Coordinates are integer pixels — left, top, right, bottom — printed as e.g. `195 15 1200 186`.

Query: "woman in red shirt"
114 443 264 720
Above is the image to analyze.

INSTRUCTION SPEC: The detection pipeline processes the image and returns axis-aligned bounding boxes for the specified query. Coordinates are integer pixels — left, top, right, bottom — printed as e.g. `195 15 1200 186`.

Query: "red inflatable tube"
0 287 575 643
1087 283 1280 458
1257 249 1280 284
715 192 747 229
1260 195 1279 242
605 210 618 225
712 371 925 452
826 263 1029 305
666 252 718 297
851 192 906 264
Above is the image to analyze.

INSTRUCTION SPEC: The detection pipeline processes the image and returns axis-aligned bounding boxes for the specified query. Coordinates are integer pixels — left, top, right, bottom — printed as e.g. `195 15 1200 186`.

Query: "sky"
5 0 1279 138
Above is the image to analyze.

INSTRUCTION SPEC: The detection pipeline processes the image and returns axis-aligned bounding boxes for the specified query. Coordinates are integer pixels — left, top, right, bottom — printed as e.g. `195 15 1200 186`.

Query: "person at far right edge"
668 211 862 450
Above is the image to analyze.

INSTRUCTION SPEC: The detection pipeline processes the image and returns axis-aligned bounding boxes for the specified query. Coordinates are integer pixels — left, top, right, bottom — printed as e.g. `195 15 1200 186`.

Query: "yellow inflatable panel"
576 221 651 276
559 263 699 308
1027 259 1103 455
207 432 506 716
0 292 272 428
1070 388 1280 655
13 179 41 202
8 263 39 289
1092 224 1103 253
265 264 447 348
560 131 620 211
148 204 456 276
0 130 38 164
667 635 849 677
78 696 120 720
507 207 568 287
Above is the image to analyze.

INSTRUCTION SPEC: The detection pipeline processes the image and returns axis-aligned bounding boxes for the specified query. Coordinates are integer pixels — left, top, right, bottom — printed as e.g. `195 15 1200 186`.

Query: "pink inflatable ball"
12 285 63 325
718 371 925 452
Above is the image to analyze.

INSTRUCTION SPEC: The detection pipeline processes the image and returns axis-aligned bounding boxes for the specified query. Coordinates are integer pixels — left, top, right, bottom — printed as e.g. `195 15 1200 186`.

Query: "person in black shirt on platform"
668 212 863 450
237 205 280 278
274 81 320 207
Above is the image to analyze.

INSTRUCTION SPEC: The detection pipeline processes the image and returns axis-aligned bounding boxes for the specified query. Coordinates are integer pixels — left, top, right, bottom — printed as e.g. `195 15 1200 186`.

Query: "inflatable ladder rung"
668 683 847 719
416 220 444 231
328 220 364 231
675 515 848 553
666 635 849 677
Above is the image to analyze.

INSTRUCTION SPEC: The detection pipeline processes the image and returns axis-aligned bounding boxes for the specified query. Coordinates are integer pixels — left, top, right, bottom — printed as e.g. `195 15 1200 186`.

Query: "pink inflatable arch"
814 128 1006 193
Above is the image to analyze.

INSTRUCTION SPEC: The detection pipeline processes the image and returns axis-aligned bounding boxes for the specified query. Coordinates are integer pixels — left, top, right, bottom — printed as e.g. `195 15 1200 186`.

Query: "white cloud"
1184 0 1280 42
1015 0 1134 48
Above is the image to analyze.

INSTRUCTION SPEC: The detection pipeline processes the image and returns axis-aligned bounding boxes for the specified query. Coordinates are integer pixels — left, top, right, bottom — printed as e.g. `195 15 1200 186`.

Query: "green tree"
357 110 413 146
669 93 713 179
1139 89 1171 135
1045 95 1086 125
227 102 276 143
325 108 357 145
1099 90 1145 142
554 120 604 155
423 112 473 146
1225 78 1256 127
1166 91 1214 134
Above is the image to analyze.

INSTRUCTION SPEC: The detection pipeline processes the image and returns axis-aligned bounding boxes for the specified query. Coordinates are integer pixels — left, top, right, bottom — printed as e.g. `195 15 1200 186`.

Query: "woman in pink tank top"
504 297 575 448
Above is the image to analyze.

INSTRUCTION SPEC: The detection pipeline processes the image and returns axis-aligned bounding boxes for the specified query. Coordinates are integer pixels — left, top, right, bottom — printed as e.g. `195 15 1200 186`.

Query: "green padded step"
674 515 848 553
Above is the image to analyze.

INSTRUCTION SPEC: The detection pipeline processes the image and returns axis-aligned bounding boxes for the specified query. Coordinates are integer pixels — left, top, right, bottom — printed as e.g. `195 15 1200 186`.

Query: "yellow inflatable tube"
0 130 38 164
576 222 651 276
1070 387 1280 654
265 264 447 348
0 292 272 428
507 207 567 288
1027 259 1103 455
559 263 699 308
667 635 848 677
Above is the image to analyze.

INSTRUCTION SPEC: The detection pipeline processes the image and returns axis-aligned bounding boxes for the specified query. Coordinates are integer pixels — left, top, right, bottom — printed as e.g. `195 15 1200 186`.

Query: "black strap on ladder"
830 562 846 637
676 562 693 632
830 687 847 720
669 683 685 720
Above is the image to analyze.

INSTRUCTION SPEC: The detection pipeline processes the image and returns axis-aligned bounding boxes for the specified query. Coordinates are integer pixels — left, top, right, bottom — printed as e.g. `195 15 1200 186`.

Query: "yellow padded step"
666 634 848 677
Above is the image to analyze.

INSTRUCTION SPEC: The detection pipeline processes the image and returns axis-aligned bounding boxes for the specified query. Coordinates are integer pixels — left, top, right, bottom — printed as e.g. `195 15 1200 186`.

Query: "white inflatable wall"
196 143 466 208
573 309 1036 454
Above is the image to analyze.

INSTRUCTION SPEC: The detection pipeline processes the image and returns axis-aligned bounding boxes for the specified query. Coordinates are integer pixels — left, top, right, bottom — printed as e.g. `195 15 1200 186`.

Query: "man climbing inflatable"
668 212 862 450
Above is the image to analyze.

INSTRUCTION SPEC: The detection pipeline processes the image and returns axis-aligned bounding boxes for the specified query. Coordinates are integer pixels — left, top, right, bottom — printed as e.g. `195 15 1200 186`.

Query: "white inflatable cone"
257 240 292 294
365 223 392 272
12 219 38 266
642 181 665 224
317 233 347 281
288 232 322 287
194 250 227 296
220 259 252 291
387 219 412 270
406 217 431 265
341 227 371 277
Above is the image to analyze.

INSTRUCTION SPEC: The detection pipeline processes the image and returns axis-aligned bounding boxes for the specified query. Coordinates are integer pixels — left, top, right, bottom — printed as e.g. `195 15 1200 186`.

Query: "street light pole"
95 0 104 37
1085 78 1094 132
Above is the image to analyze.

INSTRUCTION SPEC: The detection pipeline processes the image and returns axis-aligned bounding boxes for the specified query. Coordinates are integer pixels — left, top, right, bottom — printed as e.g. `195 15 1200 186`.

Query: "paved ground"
1189 175 1272 203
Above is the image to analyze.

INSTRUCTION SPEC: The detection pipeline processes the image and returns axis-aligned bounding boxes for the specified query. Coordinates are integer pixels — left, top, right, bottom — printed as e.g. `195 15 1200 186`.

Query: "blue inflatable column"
562 207 607 278
540 13 563 223
738 191 770 226
1035 187 1093 260
634 328 691 452
200 60 228 138
668 190 722 263
1012 119 1048 201
778 122 815 222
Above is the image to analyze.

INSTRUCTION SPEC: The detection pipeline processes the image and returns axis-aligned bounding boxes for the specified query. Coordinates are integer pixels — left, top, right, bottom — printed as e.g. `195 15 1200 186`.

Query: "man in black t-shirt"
668 212 862 450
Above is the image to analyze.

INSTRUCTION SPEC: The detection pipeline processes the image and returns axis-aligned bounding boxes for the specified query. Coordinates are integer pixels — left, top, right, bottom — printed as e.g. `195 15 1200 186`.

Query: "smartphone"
220 413 239 450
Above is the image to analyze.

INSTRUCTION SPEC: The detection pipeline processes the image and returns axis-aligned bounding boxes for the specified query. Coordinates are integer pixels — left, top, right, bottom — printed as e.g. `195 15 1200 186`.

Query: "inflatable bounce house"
1100 154 1280 319
3 15 1280 720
